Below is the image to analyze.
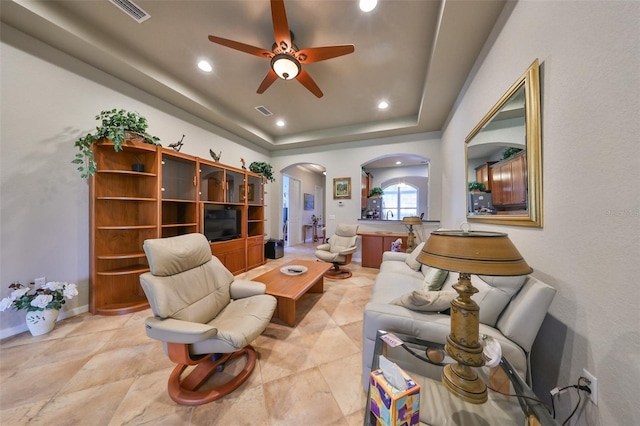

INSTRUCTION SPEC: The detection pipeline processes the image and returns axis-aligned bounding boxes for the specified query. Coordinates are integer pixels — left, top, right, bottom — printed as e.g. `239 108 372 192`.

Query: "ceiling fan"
208 0 355 98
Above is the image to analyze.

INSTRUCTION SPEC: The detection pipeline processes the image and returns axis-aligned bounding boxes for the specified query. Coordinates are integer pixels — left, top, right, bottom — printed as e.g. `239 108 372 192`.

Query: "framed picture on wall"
304 193 314 210
333 177 351 199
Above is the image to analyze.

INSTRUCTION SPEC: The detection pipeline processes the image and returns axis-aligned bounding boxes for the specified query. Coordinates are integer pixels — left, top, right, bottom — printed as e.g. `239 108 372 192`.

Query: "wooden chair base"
166 345 257 406
324 267 352 279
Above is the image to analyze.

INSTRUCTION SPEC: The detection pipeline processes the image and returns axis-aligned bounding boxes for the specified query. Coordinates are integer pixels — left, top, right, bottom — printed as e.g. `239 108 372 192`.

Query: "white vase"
25 309 59 336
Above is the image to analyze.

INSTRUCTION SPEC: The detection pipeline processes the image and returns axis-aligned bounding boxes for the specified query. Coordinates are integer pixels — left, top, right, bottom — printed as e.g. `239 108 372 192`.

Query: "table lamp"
416 230 532 404
402 216 422 252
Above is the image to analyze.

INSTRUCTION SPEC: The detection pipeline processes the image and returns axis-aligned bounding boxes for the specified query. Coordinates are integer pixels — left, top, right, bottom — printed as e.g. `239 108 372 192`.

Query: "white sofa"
362 249 556 390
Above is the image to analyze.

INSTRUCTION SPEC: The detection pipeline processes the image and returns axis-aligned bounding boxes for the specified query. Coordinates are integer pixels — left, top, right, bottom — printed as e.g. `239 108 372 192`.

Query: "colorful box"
369 368 420 426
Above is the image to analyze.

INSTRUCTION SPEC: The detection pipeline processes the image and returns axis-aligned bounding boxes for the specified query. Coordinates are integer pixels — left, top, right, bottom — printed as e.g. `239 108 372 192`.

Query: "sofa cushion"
379 260 425 280
391 290 457 312
479 275 527 296
421 266 449 291
404 242 426 271
441 273 526 327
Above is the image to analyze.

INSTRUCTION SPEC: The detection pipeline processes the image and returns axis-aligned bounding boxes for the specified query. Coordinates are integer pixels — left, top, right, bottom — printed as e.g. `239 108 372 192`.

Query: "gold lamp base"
443 272 487 404
442 362 488 404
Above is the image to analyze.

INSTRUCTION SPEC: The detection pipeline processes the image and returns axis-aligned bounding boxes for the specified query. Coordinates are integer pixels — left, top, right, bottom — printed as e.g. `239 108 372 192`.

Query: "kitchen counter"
357 231 408 268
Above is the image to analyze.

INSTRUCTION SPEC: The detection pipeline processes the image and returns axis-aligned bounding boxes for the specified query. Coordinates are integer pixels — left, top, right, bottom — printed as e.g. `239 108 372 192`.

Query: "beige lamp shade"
417 230 532 276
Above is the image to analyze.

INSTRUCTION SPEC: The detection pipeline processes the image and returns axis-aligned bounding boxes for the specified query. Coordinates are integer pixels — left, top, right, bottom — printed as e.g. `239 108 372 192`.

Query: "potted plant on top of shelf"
72 109 161 179
468 181 487 192
502 147 523 160
369 187 384 198
249 161 275 183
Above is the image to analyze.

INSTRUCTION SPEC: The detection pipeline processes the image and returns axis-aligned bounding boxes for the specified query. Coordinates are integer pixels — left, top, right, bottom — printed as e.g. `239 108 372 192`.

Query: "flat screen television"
203 206 241 242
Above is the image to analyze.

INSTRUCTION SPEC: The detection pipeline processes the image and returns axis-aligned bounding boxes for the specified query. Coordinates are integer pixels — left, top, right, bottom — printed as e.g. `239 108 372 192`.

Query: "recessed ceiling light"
359 0 377 12
276 120 285 127
378 101 389 109
396 161 402 165
197 60 212 72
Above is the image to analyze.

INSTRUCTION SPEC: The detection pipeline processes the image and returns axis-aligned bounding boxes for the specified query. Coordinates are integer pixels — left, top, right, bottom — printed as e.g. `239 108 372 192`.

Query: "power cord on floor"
550 376 591 425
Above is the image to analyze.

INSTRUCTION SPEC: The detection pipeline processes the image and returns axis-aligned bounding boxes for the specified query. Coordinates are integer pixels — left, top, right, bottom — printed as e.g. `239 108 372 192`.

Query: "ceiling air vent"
109 0 151 23
255 106 273 116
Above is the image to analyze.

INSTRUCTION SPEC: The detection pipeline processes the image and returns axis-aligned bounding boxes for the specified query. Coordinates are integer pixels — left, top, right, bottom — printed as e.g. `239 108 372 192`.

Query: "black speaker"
265 239 284 259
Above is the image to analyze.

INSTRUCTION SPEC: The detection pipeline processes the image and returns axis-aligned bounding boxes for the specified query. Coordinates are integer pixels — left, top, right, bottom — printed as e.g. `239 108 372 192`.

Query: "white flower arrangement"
0 281 78 312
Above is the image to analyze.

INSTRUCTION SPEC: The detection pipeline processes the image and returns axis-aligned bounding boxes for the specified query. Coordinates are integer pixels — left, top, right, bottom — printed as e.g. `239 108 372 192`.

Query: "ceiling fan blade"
208 35 272 59
271 0 292 53
257 69 279 94
296 68 323 98
296 45 355 64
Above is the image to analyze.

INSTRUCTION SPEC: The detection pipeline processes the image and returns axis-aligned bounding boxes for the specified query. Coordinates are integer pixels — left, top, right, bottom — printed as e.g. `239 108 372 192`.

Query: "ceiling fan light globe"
359 0 377 12
272 54 300 80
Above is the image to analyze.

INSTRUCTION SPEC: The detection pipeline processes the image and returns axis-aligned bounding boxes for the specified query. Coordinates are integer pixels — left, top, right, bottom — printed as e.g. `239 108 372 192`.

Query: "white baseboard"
0 304 89 340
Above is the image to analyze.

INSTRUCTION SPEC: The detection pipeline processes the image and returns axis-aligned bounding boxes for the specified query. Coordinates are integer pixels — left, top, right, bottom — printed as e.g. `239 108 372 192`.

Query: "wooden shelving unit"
90 140 159 315
90 141 266 315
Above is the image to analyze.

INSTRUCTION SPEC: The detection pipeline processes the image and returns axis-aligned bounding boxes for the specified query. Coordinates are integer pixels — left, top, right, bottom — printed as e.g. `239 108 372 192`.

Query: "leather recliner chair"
139 233 277 405
314 224 359 279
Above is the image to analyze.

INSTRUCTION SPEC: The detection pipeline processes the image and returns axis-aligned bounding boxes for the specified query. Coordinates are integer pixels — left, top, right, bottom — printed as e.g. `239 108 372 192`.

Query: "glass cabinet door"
162 154 197 201
200 163 225 202
226 170 245 204
247 174 263 205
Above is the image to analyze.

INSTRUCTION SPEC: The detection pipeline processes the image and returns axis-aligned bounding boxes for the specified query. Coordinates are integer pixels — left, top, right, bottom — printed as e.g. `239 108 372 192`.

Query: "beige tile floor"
0 243 378 425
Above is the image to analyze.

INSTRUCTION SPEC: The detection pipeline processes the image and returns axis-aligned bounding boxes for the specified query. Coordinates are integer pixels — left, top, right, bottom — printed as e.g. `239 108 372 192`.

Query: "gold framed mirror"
465 59 542 227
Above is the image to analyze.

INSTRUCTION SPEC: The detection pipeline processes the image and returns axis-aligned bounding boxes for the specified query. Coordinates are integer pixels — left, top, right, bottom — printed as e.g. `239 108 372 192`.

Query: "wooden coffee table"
252 259 332 326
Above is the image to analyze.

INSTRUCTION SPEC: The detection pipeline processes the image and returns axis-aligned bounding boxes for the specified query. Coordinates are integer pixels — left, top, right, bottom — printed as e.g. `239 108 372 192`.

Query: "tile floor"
0 243 377 425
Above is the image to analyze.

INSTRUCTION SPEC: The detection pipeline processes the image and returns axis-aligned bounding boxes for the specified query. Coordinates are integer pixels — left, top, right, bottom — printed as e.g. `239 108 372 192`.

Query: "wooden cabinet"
359 232 408 268
90 140 159 315
198 159 265 273
210 239 246 275
246 236 265 270
90 141 265 315
475 161 497 192
490 152 527 208
361 170 373 207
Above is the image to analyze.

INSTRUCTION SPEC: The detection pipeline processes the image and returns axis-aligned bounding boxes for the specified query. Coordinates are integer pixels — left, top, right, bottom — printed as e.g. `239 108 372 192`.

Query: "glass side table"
365 330 558 426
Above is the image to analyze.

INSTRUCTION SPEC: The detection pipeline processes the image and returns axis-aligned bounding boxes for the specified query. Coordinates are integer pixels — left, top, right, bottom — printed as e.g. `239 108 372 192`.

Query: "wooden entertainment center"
89 139 265 315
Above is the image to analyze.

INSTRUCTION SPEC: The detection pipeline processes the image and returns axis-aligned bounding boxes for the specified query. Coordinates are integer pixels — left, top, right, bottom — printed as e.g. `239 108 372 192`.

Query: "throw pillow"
404 241 426 271
421 266 449 291
391 290 457 312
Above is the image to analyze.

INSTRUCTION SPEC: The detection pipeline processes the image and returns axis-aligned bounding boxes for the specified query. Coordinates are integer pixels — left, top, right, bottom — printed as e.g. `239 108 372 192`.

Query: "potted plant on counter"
72 109 161 179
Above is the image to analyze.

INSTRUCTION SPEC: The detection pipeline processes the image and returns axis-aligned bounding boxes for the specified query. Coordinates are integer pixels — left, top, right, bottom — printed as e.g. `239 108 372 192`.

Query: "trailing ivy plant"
72 109 161 179
249 161 275 183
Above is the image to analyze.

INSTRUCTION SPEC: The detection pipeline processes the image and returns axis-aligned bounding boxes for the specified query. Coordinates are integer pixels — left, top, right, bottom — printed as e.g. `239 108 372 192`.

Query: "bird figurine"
241 158 246 170
168 134 185 152
209 149 221 162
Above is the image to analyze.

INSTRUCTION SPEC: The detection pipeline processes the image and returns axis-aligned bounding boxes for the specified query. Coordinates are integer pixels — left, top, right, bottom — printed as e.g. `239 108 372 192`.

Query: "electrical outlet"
583 368 598 405
34 277 46 288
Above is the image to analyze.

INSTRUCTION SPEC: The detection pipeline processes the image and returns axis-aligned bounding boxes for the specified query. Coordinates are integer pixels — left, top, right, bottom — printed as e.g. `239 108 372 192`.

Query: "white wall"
440 2 640 425
0 24 269 337
270 132 443 239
